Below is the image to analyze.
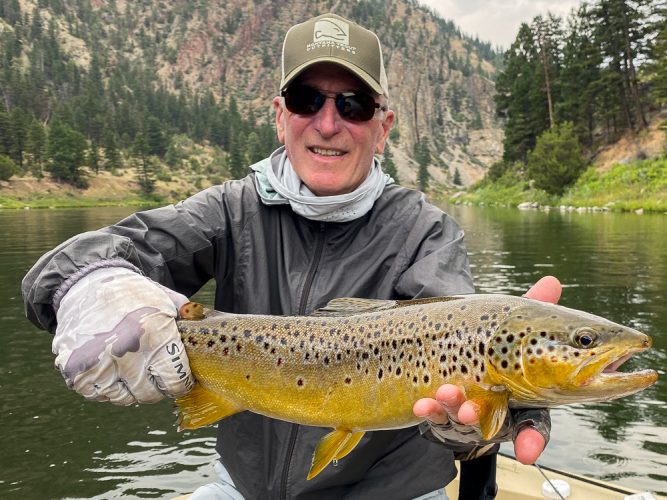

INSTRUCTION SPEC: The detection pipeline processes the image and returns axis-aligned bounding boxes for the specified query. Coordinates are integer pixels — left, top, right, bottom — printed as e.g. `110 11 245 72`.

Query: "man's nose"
314 97 342 136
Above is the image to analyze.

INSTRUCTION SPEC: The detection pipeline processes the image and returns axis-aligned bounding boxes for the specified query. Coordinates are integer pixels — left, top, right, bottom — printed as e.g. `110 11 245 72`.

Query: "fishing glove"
52 266 194 405
420 407 551 460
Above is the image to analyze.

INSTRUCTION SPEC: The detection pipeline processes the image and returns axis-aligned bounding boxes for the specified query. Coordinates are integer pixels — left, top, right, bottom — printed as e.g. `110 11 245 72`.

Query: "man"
22 13 555 499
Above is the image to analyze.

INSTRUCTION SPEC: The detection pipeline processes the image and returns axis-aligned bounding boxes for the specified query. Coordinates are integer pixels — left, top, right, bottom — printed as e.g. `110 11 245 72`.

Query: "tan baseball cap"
280 13 389 97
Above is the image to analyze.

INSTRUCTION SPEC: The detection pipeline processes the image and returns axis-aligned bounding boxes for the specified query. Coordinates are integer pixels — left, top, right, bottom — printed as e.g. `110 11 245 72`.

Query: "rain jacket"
22 171 478 499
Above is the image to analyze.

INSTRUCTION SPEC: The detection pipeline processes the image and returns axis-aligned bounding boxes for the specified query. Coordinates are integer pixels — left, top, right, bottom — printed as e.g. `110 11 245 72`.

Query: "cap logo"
308 18 356 54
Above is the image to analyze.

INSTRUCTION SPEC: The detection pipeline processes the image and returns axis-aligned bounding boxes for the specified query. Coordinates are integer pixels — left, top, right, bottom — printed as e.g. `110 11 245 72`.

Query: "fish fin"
308 429 354 480
175 383 243 430
311 298 399 317
311 296 467 317
334 431 365 460
178 301 205 320
465 385 510 440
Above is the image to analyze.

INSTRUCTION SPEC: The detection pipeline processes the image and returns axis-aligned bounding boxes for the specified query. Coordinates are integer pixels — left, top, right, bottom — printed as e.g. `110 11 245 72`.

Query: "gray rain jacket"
22 173 476 499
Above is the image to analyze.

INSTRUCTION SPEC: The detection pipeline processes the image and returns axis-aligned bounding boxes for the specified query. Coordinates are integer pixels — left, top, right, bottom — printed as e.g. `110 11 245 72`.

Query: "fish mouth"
583 345 658 397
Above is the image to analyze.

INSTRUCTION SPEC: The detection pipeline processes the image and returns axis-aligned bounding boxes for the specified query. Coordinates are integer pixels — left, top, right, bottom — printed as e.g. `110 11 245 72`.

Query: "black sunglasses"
281 85 387 122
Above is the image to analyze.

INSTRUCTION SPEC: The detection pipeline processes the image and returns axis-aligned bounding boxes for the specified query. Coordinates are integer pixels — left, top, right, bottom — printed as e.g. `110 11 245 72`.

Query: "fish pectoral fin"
308 429 360 480
175 383 243 430
465 385 510 440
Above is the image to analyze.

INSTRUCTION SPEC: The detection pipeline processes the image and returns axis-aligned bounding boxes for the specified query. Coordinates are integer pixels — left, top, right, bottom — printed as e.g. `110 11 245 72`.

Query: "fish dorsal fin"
465 385 511 440
311 296 465 317
311 298 399 317
175 383 243 430
308 429 364 480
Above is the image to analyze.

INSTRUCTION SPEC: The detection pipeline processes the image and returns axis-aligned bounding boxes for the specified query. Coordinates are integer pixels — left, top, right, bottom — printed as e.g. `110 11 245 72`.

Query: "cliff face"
12 0 505 188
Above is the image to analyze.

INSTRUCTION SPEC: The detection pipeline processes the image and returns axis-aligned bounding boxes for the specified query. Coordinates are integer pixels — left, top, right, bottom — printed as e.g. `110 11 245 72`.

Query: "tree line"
491 0 666 195
0 1 279 191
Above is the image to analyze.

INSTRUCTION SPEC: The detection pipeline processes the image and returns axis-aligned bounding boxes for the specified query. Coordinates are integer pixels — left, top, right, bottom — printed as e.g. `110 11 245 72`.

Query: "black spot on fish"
530 338 538 345
480 314 489 321
479 342 485 355
255 335 264 343
501 347 508 354
305 353 310 360
362 352 369 360
207 340 215 348
514 363 521 370
220 321 228 327
501 360 509 369
549 335 556 341
345 377 352 384
232 326 238 332
413 376 418 383
453 355 458 362
540 331 547 337
373 347 380 356
488 347 495 356
506 334 514 343
396 367 402 375
237 345 242 352
424 374 430 383
536 348 543 355
548 345 555 352
323 356 330 365
337 353 342 361
503 306 511 312
246 374 250 380
223 347 229 356
244 329 251 338
461 365 468 374
378 369 383 380
473 359 479 367
298 378 304 386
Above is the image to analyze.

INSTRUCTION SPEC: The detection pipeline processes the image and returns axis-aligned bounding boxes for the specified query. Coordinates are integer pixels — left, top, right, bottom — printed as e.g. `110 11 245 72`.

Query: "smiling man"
22 13 554 499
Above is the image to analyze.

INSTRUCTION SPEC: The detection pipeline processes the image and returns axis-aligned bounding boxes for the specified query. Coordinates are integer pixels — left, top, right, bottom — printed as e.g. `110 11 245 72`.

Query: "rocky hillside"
6 0 504 189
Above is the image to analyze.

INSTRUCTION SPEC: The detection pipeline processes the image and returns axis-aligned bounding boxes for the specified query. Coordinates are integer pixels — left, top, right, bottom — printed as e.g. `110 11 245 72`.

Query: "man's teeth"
312 147 344 156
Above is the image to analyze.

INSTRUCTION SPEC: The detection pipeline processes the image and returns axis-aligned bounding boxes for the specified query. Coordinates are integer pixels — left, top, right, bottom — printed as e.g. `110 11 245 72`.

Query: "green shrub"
526 122 588 196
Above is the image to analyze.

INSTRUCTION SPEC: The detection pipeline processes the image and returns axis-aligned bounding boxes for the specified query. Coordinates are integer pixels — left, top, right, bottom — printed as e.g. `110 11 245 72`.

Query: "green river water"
1 204 665 498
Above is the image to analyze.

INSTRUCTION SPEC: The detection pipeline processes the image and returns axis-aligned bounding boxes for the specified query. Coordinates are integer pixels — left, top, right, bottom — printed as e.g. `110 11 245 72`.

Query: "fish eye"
573 328 598 348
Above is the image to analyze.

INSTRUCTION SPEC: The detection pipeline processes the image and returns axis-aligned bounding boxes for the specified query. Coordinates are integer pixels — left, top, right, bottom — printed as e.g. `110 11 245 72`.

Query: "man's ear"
273 96 286 144
375 109 395 155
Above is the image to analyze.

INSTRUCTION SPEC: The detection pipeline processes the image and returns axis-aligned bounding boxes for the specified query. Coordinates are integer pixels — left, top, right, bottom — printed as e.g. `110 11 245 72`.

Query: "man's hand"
413 276 562 464
53 267 195 405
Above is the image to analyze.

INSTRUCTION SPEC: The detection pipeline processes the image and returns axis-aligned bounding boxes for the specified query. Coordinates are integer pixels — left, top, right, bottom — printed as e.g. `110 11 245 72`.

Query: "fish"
174 295 658 480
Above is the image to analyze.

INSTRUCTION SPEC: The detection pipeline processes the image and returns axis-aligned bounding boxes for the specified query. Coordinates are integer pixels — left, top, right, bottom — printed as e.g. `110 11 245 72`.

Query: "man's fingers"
413 398 449 425
514 427 546 464
456 401 480 425
524 275 562 304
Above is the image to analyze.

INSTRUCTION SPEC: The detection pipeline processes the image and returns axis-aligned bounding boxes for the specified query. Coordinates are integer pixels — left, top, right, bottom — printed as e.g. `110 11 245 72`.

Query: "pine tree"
26 119 47 177
132 131 155 195
47 119 88 188
382 142 399 184
495 23 548 162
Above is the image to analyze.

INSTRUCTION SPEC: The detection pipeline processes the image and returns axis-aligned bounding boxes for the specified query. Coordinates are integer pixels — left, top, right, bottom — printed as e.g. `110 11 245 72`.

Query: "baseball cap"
280 13 389 97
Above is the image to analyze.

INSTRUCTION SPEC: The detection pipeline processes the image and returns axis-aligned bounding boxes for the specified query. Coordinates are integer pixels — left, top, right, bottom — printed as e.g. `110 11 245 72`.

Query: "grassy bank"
453 157 667 213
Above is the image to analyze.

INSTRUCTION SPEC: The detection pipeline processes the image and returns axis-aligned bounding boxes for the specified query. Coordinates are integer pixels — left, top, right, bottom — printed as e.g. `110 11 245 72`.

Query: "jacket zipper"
280 222 326 499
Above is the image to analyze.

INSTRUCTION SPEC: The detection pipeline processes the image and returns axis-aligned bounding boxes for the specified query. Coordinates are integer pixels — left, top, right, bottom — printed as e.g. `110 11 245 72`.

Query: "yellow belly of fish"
186 350 431 431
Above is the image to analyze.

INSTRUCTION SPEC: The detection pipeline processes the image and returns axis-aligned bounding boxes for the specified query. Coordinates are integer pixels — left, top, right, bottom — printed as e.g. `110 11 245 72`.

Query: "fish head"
488 301 658 405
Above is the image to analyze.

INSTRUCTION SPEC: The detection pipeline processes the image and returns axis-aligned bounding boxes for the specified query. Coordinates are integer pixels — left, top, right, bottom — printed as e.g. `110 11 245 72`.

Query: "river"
1 204 665 498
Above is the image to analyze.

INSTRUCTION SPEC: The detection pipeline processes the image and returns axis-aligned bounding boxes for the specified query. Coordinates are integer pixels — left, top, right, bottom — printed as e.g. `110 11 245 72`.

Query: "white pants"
189 460 449 500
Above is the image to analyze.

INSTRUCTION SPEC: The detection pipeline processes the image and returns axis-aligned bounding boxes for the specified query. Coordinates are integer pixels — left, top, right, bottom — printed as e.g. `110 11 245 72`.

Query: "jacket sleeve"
394 197 475 299
21 180 256 333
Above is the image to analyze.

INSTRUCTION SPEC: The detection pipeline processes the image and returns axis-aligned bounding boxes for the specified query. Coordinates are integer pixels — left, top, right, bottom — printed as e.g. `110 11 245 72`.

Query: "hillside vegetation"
455 0 667 213
0 0 506 206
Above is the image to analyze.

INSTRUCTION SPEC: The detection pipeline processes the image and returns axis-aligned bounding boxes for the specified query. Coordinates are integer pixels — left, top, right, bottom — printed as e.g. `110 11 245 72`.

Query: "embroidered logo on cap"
307 18 356 54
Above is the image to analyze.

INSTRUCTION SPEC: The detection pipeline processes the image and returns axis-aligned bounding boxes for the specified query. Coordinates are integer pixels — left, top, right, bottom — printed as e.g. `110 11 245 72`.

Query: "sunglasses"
281 85 387 122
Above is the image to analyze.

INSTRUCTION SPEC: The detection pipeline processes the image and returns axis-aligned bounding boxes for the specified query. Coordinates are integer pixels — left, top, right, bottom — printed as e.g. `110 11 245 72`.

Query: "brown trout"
174 296 657 479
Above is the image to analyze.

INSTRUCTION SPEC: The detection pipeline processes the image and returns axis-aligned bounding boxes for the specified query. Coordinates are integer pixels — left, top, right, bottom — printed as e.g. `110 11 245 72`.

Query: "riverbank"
450 155 667 214
0 168 212 209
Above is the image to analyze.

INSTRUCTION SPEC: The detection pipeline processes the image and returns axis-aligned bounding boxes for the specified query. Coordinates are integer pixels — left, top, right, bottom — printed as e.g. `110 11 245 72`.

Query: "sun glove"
53 267 194 405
